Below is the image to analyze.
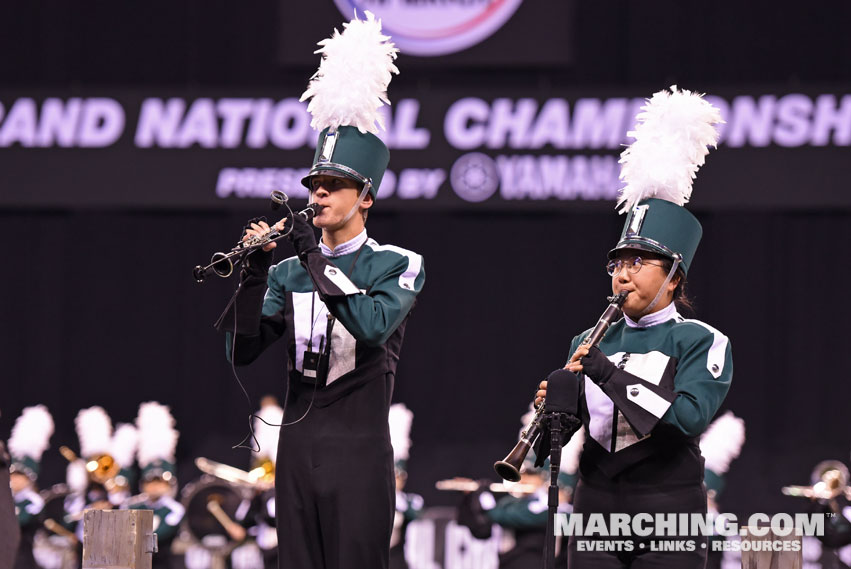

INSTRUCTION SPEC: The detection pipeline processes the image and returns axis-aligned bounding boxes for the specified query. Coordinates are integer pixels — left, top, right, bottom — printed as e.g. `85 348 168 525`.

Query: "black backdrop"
2 207 849 518
2 0 851 522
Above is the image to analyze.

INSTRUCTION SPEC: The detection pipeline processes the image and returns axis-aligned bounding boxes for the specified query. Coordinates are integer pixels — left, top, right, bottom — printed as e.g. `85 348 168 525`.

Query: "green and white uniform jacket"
391 491 424 549
223 230 425 405
482 490 548 529
129 496 185 542
574 302 732 485
14 487 44 526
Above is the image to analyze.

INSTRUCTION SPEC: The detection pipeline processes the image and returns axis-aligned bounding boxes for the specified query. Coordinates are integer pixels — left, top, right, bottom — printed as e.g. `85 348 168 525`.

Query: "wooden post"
740 526 803 569
82 509 158 569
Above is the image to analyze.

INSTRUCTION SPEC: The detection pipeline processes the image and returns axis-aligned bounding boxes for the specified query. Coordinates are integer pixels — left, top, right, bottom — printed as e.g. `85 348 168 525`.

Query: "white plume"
9 405 54 461
700 411 745 475
617 85 723 213
253 403 283 465
75 406 113 457
561 426 585 475
300 10 399 135
388 403 414 462
110 423 139 468
135 402 179 467
66 459 89 492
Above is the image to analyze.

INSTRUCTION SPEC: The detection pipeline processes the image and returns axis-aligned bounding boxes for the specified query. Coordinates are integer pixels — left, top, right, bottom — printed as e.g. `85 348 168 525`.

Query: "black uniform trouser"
275 376 395 569
568 479 708 569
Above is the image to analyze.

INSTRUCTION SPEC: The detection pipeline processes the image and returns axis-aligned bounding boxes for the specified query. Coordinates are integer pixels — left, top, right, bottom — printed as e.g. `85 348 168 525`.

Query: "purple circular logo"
450 153 499 203
333 1 524 56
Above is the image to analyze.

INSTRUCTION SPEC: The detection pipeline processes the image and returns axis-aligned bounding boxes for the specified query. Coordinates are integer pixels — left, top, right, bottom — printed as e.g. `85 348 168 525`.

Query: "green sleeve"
155 514 181 541
402 493 424 521
16 499 35 526
327 253 425 347
153 501 185 541
661 328 733 437
486 496 548 529
223 266 288 365
15 491 44 526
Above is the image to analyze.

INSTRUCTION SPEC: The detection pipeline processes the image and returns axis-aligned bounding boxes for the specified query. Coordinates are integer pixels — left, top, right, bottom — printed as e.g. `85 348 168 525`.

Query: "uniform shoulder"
570 326 596 351
672 316 730 344
364 239 422 261
363 239 425 279
576 326 595 342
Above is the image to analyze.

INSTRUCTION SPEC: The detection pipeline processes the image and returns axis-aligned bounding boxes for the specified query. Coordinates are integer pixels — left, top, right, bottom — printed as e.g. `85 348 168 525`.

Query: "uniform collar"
624 302 678 328
319 229 368 258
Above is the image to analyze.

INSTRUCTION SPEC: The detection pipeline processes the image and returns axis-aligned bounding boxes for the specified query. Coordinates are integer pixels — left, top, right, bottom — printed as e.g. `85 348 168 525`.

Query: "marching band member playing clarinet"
535 87 732 568
215 12 425 569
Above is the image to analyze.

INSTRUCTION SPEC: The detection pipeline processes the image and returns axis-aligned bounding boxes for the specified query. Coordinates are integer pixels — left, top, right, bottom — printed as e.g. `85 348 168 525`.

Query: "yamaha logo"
450 152 499 202
332 0 524 56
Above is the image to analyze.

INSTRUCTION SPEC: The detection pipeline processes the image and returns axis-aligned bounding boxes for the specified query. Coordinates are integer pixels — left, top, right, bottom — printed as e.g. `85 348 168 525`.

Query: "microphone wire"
228 202 319 455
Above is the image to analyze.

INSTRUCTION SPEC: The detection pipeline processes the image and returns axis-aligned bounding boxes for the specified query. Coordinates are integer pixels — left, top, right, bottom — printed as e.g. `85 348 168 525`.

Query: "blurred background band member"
536 87 732 568
127 402 184 569
388 403 424 569
699 411 746 569
8 406 53 569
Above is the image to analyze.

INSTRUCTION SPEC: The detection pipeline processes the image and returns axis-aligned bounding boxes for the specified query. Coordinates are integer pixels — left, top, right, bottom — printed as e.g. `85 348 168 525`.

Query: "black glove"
533 414 583 468
457 488 493 540
286 213 320 262
580 346 617 386
285 213 357 300
242 216 267 235
240 216 274 276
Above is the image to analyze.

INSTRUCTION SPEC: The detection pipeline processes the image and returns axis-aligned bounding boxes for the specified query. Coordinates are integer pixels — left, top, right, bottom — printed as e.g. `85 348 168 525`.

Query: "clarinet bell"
494 439 531 483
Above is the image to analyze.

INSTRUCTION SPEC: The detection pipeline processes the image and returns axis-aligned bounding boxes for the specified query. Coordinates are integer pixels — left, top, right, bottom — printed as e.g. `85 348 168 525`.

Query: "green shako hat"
141 459 176 483
610 198 703 274
11 456 41 481
612 86 723 275
299 11 398 200
703 468 725 498
301 126 389 198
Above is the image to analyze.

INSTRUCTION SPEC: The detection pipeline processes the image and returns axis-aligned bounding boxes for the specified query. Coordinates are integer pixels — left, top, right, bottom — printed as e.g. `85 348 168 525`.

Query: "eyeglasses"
606 256 666 277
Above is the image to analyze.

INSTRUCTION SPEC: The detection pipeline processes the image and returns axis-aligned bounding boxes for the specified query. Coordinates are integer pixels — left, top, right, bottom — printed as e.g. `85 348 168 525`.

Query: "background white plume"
561 426 585 476
75 406 113 457
300 10 399 135
136 401 179 467
617 85 723 213
9 405 54 461
253 403 283 465
110 423 139 468
700 411 746 474
66 459 89 492
389 403 414 463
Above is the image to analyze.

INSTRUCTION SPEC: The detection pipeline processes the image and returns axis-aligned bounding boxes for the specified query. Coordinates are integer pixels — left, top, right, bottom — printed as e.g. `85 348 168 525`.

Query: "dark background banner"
2 0 850 522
